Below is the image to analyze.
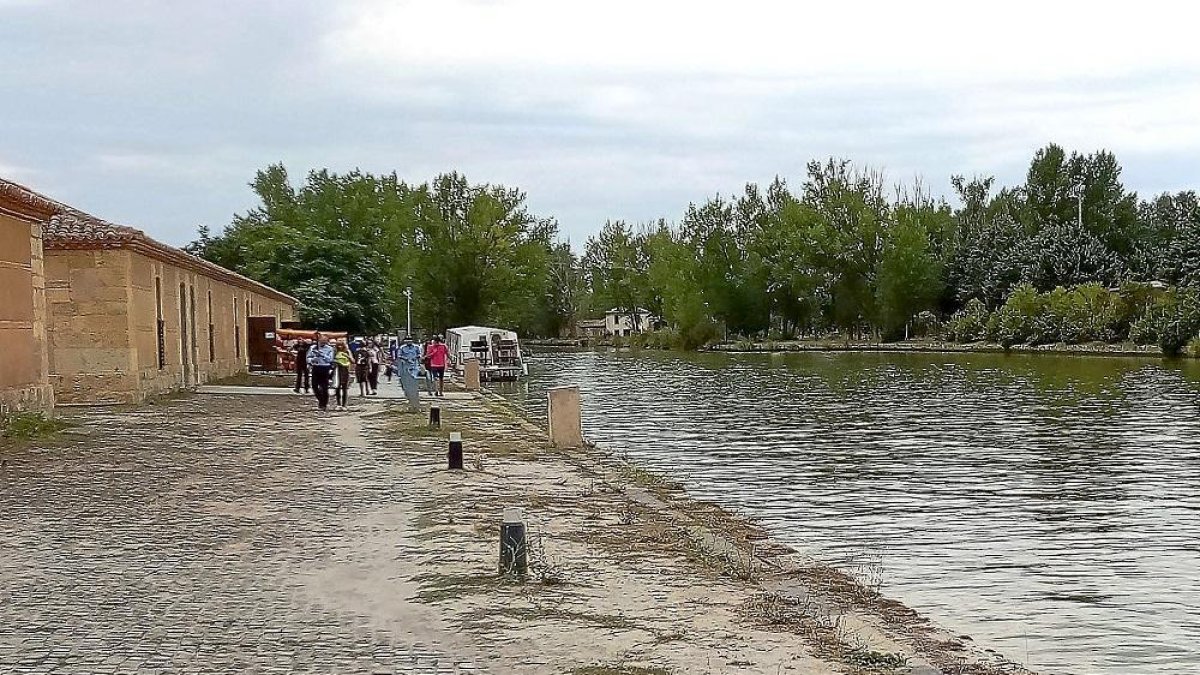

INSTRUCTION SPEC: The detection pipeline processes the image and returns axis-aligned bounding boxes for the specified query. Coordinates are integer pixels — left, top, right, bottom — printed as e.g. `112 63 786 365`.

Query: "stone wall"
0 213 54 414
44 250 137 404
44 248 297 404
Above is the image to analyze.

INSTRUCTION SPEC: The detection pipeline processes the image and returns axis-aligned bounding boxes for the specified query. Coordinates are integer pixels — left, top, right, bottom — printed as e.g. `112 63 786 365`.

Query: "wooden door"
247 316 279 372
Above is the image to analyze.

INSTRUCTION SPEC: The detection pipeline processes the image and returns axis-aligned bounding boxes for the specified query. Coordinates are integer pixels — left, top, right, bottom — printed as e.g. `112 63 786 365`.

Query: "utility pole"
404 286 413 338
1072 185 1084 228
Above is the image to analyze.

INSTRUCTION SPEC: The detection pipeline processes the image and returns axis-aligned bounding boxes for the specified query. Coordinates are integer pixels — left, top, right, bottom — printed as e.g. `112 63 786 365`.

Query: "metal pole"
405 286 412 338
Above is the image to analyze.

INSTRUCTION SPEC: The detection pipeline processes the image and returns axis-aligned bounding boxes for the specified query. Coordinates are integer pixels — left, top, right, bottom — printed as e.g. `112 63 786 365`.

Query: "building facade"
0 177 298 406
0 182 55 414
603 307 660 337
43 213 297 404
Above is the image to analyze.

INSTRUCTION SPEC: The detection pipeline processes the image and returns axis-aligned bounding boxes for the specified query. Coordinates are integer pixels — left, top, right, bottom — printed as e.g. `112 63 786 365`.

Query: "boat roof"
447 325 520 340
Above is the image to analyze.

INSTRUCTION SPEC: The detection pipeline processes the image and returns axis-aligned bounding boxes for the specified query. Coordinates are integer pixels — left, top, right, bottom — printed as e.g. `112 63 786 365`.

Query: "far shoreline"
527 337 1184 360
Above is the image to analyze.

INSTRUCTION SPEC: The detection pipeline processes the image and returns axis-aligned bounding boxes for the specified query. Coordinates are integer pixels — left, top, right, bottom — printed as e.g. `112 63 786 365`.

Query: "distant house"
603 307 661 337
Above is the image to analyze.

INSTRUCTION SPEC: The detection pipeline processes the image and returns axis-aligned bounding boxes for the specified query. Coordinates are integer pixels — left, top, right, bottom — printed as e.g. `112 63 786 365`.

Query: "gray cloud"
2 1 1198 247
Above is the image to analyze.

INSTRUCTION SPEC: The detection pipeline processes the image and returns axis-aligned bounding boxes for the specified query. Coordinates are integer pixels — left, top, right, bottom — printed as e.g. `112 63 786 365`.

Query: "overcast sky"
3 0 1199 247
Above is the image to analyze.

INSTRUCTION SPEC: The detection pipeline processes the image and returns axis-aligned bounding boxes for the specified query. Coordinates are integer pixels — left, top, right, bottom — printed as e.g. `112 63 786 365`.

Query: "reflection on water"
495 349 1200 675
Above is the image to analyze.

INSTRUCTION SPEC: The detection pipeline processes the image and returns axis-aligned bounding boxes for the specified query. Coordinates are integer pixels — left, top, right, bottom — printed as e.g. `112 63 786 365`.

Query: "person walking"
354 343 371 398
425 336 451 397
306 333 334 412
292 337 311 393
421 337 435 395
367 339 382 395
397 335 423 411
334 340 352 410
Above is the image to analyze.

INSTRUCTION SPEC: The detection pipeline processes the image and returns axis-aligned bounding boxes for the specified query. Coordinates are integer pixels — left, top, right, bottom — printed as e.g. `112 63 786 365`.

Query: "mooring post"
448 431 464 470
499 507 528 576
429 405 441 430
463 358 481 391
548 385 584 448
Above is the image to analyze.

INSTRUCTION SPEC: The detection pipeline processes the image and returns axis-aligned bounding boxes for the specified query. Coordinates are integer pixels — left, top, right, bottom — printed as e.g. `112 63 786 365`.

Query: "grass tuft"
1 411 69 440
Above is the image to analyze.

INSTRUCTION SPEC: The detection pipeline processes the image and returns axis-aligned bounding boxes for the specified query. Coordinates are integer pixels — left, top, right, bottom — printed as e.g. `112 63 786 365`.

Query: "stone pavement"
0 392 480 675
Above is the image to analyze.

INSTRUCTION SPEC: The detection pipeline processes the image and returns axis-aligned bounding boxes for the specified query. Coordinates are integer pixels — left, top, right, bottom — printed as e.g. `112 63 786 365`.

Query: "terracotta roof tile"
1 177 297 305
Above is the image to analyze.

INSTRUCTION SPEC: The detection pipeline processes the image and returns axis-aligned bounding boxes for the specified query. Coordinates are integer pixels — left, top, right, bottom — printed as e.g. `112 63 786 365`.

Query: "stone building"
0 177 298 405
0 181 56 414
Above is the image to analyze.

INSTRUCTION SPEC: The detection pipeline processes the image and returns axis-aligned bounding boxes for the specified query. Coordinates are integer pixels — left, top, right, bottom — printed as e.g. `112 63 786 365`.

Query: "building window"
207 289 215 363
155 277 165 369
234 297 241 359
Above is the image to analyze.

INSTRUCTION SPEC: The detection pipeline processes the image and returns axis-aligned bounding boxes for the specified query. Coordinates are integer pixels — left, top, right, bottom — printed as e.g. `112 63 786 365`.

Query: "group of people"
294 333 452 412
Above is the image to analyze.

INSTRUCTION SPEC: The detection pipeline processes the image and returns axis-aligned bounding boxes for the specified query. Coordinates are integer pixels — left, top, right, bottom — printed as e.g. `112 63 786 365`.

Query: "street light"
404 286 413 338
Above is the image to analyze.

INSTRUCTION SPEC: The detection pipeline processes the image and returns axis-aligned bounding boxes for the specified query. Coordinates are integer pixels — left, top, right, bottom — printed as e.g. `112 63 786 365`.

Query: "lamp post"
404 286 412 338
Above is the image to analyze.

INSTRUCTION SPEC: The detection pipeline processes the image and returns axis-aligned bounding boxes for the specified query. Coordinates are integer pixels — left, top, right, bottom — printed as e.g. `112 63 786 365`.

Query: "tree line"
187 144 1200 353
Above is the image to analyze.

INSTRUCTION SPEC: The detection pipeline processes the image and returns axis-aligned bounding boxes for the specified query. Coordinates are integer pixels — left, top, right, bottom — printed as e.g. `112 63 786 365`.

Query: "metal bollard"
499 507 527 576
429 405 441 430
448 431 464 470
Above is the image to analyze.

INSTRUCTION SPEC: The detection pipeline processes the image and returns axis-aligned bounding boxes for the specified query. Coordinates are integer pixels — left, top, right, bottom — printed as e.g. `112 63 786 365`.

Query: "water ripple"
497 349 1200 675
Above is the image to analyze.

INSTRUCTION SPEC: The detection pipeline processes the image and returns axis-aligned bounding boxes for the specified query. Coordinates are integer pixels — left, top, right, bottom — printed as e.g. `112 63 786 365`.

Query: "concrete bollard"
499 507 528 576
548 385 584 448
463 359 481 391
429 405 441 430
448 431 464 470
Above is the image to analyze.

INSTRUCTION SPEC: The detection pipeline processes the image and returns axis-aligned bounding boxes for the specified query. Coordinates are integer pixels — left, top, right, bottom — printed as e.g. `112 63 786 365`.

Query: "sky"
2 0 1199 248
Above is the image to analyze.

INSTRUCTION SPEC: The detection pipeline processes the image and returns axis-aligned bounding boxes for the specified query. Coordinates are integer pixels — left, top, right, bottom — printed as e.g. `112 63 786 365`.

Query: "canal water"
495 349 1200 675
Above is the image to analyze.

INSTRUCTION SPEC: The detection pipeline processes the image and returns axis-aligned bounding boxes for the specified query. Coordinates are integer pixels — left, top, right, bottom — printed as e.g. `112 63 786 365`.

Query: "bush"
674 317 721 350
946 299 990 342
1188 337 1200 359
1129 288 1200 355
911 310 941 339
1039 284 1126 343
989 284 1045 346
628 330 674 350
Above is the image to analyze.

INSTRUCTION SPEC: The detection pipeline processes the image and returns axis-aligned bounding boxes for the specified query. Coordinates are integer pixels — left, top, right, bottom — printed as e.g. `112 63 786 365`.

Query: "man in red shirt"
425 336 451 397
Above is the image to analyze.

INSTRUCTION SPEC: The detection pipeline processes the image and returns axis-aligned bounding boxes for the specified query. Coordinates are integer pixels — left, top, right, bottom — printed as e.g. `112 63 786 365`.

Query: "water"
495 349 1200 675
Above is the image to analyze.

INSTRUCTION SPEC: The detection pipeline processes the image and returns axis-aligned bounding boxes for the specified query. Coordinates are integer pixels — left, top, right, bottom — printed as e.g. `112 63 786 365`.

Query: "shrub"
1188 337 1200 359
1130 288 1200 355
946 299 990 342
989 283 1045 346
674 317 721 350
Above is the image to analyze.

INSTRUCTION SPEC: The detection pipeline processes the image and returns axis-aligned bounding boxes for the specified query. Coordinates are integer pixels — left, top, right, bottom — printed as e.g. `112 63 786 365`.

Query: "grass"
845 646 908 670
412 572 517 602
570 666 670 675
0 411 70 440
497 606 636 629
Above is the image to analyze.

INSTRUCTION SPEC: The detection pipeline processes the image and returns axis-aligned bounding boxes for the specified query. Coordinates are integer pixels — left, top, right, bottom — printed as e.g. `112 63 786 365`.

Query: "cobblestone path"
0 394 481 674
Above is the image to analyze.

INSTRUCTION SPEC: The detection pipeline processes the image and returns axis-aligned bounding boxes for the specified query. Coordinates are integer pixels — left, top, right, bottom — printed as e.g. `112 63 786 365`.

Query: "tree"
876 201 946 338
